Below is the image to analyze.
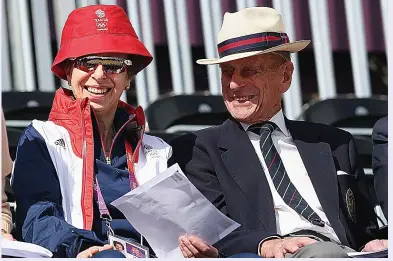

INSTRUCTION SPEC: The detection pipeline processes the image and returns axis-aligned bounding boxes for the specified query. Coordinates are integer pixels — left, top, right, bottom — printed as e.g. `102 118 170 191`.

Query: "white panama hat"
197 7 310 65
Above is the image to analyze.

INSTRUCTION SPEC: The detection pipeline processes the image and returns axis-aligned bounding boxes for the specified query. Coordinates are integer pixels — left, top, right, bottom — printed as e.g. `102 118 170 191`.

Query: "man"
171 7 386 258
372 116 388 220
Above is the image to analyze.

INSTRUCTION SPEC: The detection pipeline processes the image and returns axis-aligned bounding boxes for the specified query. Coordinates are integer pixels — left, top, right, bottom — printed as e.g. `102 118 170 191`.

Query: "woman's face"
115 243 124 251
67 53 132 114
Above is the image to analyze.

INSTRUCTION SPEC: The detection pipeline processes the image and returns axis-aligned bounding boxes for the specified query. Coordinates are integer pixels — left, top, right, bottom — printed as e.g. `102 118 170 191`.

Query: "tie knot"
248 121 277 135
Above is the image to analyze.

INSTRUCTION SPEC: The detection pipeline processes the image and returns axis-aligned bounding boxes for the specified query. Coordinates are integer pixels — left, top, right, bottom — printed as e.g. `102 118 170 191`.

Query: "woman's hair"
113 241 124 249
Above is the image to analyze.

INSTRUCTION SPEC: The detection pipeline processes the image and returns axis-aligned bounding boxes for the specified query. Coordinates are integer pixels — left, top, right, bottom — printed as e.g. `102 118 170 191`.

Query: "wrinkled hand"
179 235 219 258
77 244 113 258
1 233 14 241
362 239 388 252
260 237 317 258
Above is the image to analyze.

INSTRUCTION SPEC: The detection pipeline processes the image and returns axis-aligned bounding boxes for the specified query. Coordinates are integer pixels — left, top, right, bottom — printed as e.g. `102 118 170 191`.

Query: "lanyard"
93 162 140 237
125 140 139 190
94 176 145 247
94 125 143 238
93 177 115 237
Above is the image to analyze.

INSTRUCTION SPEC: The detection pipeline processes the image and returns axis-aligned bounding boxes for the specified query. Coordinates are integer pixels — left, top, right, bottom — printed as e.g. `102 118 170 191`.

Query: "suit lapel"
218 119 276 231
286 120 348 245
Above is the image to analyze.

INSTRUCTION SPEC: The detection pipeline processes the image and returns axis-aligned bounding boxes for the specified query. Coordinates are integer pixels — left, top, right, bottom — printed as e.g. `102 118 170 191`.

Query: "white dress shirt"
240 110 340 243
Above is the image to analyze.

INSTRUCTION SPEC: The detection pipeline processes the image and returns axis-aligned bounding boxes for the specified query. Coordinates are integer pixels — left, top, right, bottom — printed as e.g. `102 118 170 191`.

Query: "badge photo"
126 242 149 258
109 235 149 258
108 235 127 256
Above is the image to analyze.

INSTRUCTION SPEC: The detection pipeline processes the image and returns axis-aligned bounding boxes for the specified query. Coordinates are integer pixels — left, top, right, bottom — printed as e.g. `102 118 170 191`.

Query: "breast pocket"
337 173 357 224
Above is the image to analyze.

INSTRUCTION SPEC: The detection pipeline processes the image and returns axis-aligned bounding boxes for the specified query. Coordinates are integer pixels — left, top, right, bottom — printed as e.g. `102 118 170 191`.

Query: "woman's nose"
91 64 107 80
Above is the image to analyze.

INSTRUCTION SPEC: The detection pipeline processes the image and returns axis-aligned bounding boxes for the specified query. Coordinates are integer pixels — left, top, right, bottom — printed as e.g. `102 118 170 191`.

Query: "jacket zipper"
80 99 88 229
106 116 135 164
91 109 136 165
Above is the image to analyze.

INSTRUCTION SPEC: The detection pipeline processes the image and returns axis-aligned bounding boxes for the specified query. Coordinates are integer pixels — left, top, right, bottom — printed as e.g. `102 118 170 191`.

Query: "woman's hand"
76 244 113 258
179 235 219 258
1 233 14 241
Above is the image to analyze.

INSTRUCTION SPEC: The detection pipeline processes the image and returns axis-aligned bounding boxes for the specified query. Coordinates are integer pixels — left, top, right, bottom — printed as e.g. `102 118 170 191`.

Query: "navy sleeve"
372 117 388 220
12 125 103 257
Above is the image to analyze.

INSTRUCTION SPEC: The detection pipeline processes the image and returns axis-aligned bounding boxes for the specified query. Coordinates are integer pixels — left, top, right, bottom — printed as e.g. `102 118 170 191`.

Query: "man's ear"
280 61 294 93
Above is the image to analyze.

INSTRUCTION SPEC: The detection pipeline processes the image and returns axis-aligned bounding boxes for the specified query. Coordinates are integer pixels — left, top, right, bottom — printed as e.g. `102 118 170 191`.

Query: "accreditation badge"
109 234 150 258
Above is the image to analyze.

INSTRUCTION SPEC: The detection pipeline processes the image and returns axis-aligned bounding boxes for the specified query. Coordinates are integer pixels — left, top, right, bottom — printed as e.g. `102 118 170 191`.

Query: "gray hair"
273 51 292 62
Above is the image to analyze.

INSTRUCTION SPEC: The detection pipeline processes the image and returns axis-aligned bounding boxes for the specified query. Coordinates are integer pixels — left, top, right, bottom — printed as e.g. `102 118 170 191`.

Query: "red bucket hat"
51 5 153 80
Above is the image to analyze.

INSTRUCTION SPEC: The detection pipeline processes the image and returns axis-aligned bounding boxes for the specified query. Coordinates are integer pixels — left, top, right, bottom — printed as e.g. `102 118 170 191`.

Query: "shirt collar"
240 109 290 137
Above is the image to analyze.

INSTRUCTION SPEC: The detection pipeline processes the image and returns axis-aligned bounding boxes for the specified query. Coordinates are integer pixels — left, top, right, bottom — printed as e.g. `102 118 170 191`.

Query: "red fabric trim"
49 89 84 158
81 102 94 230
218 36 282 53
48 88 147 230
118 101 146 164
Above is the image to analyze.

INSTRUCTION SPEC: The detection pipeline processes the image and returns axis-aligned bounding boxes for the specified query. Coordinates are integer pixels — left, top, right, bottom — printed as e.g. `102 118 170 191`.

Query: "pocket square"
337 170 350 175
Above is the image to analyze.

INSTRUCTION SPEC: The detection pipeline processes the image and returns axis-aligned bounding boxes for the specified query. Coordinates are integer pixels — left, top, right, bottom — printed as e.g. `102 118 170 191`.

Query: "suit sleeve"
372 117 388 220
170 134 277 257
12 125 103 257
348 135 382 245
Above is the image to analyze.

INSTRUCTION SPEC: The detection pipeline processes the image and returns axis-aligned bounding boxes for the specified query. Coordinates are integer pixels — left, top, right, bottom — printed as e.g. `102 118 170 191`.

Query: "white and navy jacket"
12 88 172 257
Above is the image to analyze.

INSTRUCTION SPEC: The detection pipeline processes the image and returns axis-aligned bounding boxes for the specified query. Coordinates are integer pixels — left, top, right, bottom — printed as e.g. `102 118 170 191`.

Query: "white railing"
199 0 222 95
272 0 303 119
344 0 371 98
308 0 336 99
1 0 386 119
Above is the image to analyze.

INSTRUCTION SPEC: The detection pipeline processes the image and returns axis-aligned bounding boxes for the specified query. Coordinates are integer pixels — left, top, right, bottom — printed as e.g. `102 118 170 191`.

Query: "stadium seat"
145 94 229 132
146 130 186 144
3 91 54 130
6 127 23 160
299 96 388 136
353 135 373 171
2 91 54 113
4 175 14 204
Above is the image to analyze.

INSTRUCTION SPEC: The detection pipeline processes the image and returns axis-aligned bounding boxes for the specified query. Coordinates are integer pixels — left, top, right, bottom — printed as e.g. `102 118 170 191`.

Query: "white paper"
111 163 240 258
347 248 388 258
1 239 53 258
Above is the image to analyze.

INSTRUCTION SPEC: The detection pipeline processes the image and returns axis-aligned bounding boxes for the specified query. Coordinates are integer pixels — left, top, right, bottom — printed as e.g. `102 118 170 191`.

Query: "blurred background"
0 0 388 225
1 0 387 110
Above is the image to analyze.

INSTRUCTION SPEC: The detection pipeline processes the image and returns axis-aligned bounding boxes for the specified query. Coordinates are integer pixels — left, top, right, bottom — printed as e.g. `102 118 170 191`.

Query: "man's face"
220 53 293 124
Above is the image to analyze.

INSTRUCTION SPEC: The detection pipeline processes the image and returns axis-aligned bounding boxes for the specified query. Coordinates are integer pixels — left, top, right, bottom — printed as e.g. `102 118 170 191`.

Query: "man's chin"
230 111 254 123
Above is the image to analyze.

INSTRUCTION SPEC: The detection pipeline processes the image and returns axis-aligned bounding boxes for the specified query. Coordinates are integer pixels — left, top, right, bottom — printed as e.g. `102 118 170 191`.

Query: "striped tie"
249 122 325 227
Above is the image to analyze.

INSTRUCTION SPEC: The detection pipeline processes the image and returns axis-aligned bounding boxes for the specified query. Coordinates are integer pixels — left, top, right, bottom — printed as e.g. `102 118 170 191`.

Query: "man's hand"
362 239 388 252
178 235 219 258
260 237 317 258
76 244 113 258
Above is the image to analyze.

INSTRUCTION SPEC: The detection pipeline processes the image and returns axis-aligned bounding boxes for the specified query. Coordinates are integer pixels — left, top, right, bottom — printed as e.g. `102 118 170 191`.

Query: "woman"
12 5 171 258
2 109 13 240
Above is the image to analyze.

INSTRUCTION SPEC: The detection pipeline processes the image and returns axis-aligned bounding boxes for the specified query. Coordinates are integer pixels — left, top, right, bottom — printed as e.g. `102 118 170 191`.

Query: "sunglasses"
71 56 133 74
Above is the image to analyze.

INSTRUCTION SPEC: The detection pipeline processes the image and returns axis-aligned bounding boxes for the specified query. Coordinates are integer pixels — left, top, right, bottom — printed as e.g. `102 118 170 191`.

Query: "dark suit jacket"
170 118 379 256
372 116 388 220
